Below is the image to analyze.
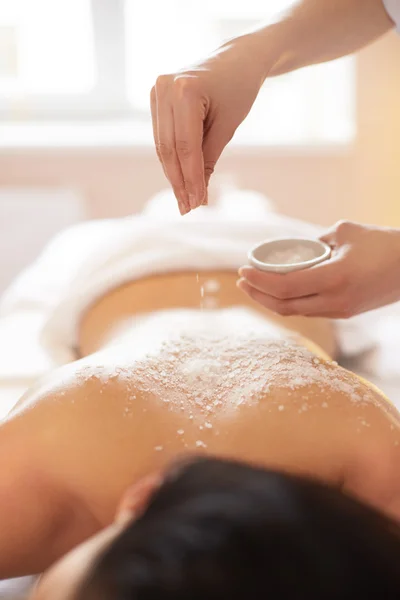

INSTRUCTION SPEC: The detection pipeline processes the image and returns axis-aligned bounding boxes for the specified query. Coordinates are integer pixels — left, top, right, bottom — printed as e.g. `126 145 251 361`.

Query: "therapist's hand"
150 34 266 215
238 221 400 319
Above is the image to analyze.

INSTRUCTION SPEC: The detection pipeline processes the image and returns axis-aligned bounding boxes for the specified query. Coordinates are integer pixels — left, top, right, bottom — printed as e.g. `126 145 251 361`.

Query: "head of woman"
33 457 400 600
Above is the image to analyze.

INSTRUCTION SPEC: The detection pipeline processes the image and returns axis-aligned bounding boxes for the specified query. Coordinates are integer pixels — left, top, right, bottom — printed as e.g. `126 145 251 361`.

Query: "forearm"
234 0 394 79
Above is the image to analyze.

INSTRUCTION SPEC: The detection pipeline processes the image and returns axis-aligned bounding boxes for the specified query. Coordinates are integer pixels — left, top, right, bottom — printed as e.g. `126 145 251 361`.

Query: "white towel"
0 187 396 381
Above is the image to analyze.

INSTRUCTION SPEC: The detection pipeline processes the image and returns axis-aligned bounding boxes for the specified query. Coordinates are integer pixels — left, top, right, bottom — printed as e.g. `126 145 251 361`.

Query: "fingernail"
188 194 197 209
197 188 206 206
238 267 246 277
179 202 191 216
176 190 190 214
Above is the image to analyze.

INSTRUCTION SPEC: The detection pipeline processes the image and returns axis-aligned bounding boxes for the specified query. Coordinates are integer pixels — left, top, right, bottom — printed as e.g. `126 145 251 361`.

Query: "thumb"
202 123 235 189
319 224 339 248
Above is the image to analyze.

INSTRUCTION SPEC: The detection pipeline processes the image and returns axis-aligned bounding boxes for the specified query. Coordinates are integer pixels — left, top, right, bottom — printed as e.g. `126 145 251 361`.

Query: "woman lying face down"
0 270 398 596
32 457 400 600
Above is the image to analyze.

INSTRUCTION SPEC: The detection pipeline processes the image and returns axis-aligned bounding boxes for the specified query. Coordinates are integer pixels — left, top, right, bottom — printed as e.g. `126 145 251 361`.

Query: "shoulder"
8 359 138 416
341 396 400 520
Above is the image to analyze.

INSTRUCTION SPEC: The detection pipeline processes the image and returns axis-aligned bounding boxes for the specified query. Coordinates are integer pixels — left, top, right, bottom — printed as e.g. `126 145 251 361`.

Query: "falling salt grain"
177 429 184 435
154 446 163 452
278 405 285 412
204 279 220 293
322 402 328 408
313 358 320 365
205 422 213 429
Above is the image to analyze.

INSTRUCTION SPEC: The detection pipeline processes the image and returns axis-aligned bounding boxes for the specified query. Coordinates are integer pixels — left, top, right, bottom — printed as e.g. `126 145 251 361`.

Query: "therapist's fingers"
152 80 190 215
202 121 235 202
172 77 206 210
157 104 191 215
240 279 356 319
239 259 345 301
237 279 339 318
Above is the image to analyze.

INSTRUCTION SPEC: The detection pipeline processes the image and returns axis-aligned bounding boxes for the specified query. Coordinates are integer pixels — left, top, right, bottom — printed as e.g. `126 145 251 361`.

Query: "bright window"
0 0 356 144
0 0 95 96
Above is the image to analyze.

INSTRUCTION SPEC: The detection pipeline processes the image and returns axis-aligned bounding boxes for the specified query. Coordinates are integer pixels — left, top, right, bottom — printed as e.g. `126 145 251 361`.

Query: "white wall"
0 32 399 292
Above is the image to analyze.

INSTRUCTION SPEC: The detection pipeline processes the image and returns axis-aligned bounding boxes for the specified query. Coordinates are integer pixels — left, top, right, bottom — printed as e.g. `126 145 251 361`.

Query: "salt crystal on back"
131 326 378 421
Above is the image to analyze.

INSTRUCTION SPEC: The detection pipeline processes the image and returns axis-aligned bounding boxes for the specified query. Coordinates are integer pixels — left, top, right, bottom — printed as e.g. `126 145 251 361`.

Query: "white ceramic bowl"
248 237 331 274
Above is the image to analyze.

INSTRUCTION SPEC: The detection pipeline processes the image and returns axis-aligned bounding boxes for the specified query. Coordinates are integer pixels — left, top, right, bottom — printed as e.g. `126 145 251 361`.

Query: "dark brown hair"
77 457 400 600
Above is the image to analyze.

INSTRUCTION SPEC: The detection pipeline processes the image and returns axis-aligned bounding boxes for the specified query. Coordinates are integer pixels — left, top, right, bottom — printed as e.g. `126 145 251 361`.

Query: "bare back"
7 272 400 529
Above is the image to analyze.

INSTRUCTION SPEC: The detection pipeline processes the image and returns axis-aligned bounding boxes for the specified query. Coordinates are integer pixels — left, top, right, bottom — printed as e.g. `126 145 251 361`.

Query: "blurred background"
0 0 399 293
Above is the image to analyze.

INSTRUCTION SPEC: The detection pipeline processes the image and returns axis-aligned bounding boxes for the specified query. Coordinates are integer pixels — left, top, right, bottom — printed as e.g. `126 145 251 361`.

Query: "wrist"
222 25 290 84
